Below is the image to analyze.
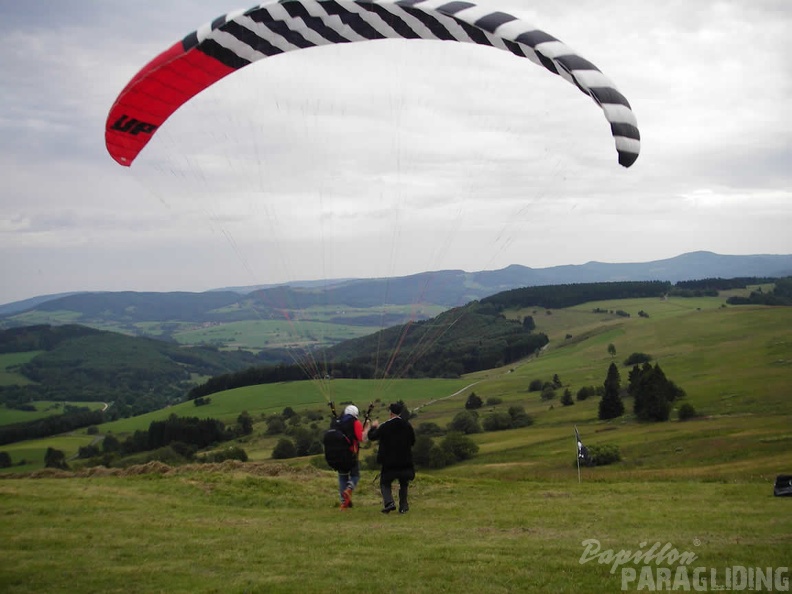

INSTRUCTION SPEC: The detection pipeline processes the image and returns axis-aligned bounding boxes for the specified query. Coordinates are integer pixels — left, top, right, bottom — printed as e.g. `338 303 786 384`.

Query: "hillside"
0 325 259 418
1 252 790 354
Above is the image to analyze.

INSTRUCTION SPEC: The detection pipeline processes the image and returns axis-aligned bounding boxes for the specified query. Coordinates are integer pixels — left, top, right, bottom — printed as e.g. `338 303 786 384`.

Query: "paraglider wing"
105 0 640 167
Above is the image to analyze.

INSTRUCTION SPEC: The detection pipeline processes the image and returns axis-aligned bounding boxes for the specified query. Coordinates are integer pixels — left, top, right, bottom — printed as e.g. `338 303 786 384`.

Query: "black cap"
389 402 404 415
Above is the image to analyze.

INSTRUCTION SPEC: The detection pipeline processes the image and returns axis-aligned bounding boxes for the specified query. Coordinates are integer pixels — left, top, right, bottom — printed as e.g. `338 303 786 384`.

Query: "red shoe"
340 488 353 509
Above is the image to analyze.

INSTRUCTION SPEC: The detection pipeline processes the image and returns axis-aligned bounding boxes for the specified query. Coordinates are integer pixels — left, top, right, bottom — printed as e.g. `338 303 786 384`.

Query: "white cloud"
0 0 791 303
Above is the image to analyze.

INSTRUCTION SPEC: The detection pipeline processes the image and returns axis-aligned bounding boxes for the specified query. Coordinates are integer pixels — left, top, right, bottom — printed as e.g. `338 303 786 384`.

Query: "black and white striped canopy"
107 0 640 168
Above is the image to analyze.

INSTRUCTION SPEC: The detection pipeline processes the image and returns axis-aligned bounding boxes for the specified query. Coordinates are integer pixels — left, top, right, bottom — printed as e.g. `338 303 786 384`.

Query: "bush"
412 435 435 467
78 444 101 459
427 445 456 469
528 379 544 392
486 397 503 406
587 444 621 466
507 406 533 428
0 451 11 468
465 392 483 410
440 432 479 462
416 422 444 437
303 410 324 422
447 411 481 434
200 446 248 463
272 438 297 459
44 447 68 470
678 403 697 421
266 416 287 435
121 445 192 467
482 412 513 432
624 352 652 366
102 434 121 453
576 386 595 401
414 433 479 469
540 385 556 401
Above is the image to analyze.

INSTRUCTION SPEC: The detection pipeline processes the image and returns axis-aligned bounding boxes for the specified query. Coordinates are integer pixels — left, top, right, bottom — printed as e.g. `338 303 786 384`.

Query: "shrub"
121 445 192 467
412 435 435 467
416 432 480 469
678 403 697 421
440 432 479 462
576 386 595 401
465 392 483 410
200 446 248 463
102 434 121 453
624 352 653 366
482 412 513 432
44 447 68 470
508 406 533 428
486 397 503 406
272 438 297 459
447 410 481 435
78 444 101 459
303 410 324 422
0 451 11 468
266 416 286 435
528 379 544 392
427 445 456 469
587 444 621 466
416 422 444 437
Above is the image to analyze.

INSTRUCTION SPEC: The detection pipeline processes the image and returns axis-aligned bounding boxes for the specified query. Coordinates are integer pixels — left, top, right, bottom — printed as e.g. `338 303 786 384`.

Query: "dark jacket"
367 415 415 470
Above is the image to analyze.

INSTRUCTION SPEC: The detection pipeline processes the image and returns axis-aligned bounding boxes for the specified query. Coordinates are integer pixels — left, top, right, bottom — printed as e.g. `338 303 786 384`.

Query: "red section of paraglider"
105 42 236 166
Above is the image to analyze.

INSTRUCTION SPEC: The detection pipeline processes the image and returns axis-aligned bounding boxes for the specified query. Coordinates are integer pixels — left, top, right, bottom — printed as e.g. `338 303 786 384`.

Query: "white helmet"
344 405 359 418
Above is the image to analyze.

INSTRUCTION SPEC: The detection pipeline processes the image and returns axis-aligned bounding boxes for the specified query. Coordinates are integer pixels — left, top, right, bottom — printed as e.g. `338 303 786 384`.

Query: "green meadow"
1 296 791 593
0 351 40 387
170 318 382 350
0 400 106 427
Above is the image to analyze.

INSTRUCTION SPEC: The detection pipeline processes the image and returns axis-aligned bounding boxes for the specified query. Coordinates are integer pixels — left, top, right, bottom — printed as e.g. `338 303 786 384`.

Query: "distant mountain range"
2 252 790 319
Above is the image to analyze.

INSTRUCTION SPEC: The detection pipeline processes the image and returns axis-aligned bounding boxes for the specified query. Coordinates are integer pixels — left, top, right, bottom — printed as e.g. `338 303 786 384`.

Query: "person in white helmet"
337 404 366 509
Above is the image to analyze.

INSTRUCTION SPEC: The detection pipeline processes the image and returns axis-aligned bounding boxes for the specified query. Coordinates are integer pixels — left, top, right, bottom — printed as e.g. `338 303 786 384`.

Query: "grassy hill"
0 325 260 418
2 293 788 470
1 294 790 593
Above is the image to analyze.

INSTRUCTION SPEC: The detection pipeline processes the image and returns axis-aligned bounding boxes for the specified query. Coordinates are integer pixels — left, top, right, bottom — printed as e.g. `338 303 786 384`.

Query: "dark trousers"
380 468 415 511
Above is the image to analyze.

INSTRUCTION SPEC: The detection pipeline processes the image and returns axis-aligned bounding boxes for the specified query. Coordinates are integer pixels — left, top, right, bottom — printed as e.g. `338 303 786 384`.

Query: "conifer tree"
631 362 685 422
599 362 625 420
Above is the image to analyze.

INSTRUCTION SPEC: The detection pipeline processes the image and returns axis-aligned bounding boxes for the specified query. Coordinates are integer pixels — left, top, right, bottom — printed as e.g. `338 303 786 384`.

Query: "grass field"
1 297 791 593
170 318 383 349
0 464 789 593
0 351 41 386
0 401 106 427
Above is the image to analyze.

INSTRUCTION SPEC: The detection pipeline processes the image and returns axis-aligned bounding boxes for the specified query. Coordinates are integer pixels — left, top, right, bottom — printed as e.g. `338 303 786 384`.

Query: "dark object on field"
773 475 792 497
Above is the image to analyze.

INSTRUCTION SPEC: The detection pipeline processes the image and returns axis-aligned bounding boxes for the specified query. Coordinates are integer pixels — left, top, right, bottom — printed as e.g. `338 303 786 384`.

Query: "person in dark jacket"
367 402 416 514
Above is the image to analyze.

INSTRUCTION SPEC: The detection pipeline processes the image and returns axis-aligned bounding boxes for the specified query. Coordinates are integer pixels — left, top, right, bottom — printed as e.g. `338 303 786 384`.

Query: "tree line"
74 413 254 469
725 277 792 306
481 281 672 311
0 408 104 446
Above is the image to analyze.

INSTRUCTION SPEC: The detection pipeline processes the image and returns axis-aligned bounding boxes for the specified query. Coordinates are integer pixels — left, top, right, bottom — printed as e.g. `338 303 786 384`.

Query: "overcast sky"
1 0 790 305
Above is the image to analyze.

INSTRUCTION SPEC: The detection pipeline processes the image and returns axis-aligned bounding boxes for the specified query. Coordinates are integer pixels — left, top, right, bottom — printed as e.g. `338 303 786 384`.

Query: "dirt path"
410 381 483 414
